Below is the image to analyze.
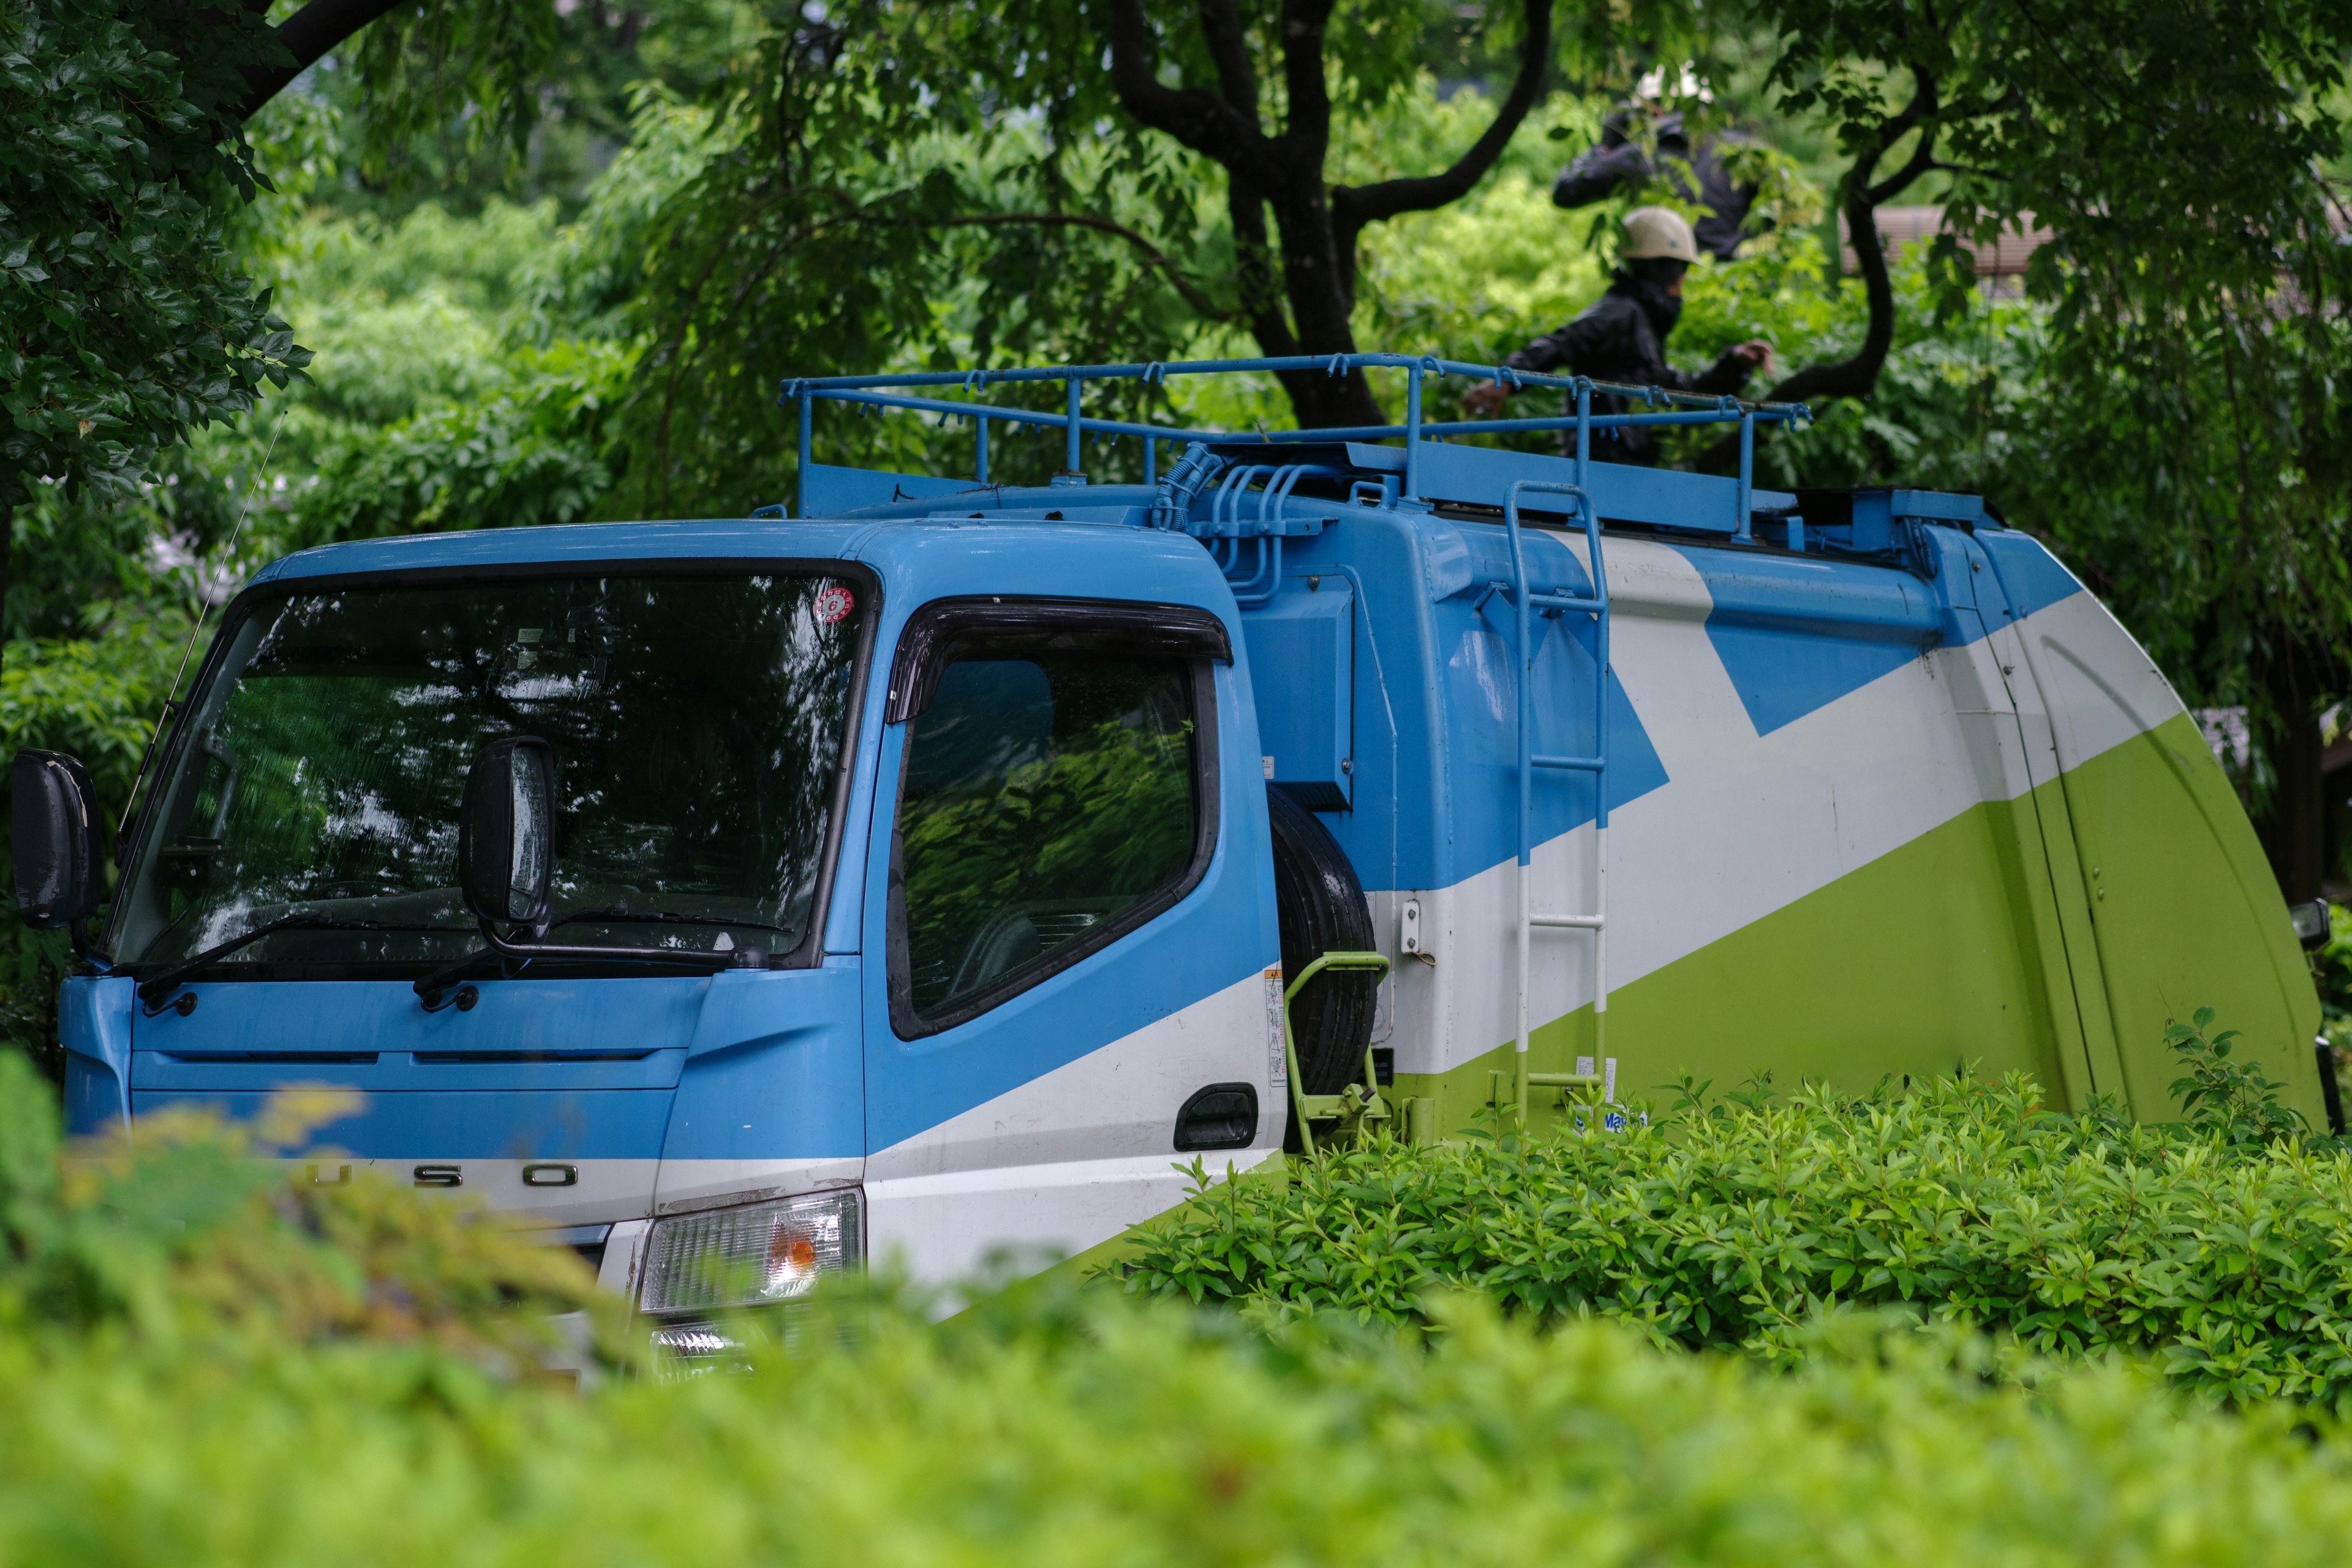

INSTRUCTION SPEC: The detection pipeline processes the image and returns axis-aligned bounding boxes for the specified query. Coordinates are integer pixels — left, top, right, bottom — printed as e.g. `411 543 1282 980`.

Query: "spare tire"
1267 785 1378 1096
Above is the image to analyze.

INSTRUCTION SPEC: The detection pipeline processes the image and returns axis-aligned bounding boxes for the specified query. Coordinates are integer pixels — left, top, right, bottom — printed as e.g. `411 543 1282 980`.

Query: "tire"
1267 785 1378 1099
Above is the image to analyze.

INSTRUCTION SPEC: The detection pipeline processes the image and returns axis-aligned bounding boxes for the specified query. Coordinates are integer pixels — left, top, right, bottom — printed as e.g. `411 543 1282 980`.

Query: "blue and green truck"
13 355 2333 1346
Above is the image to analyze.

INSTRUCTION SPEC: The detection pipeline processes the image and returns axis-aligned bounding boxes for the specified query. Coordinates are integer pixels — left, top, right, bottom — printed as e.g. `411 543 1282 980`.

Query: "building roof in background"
1837 206 2054 291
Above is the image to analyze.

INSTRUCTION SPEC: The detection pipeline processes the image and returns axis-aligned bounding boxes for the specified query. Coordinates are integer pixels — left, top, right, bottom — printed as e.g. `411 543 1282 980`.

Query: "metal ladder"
1501 477 1610 1126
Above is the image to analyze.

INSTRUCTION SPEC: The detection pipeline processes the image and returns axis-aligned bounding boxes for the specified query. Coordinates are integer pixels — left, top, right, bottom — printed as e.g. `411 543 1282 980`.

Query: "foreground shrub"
5 1052 2352 1560
1121 1071 2352 1403
0 1052 613 1370
10 1270 2352 1565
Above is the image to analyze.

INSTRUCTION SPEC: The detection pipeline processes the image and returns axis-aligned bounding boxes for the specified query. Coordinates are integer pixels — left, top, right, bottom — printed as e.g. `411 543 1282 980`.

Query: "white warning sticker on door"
1265 967 1287 1086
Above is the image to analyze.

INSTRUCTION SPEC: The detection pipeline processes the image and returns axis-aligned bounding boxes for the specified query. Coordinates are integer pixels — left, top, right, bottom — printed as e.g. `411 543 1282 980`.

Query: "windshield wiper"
547 904 794 935
411 905 788 1009
413 943 509 1011
140 915 434 1012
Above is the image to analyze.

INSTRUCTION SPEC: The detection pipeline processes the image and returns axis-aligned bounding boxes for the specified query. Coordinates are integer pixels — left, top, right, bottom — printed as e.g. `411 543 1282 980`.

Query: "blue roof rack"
780 353 1810 542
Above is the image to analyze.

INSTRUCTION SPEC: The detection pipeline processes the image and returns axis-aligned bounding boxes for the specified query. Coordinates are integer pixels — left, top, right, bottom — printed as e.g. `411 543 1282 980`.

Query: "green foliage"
0 1050 609 1363
0 0 310 519
9 1055 2352 1564
1670 232 2035 487
513 88 731 342
200 176 639 560
273 337 633 549
318 0 754 214
1315 86 1607 364
2168 1006 2310 1148
336 0 565 178
1989 281 2352 775
1121 1063 2352 1404
0 606 190 1071
1728 0 2352 805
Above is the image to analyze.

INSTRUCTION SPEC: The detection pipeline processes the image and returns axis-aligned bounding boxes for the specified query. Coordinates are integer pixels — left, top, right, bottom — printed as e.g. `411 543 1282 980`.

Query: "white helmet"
1621 205 1700 264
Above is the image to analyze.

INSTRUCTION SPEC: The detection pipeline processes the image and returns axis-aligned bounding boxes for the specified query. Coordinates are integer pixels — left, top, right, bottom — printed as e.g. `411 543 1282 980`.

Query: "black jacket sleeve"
1503 295 1661 385
1686 348 1756 397
1502 294 1755 398
1552 141 1649 210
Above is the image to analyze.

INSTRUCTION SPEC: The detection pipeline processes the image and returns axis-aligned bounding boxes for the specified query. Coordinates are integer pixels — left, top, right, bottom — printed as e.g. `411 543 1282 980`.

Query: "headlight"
638 1188 864 1316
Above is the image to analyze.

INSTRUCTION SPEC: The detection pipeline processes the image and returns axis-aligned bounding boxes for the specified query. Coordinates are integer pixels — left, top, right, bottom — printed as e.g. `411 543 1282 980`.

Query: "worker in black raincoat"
1462 206 1773 466
1555 108 1758 262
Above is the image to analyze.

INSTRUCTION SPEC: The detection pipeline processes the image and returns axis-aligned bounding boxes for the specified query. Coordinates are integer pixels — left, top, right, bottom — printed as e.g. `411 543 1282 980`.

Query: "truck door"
858 595 1281 1281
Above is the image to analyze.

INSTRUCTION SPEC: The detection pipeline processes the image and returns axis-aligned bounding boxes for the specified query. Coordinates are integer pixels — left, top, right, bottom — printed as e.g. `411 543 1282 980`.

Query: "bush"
1120 1069 2352 1404
9 1049 2352 1562
0 605 193 1074
23 1280 2352 1568
0 1052 610 1363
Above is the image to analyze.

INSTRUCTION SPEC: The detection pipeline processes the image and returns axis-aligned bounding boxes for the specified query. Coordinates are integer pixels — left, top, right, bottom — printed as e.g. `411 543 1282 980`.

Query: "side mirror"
459 736 555 929
2290 898 2332 950
12 750 104 931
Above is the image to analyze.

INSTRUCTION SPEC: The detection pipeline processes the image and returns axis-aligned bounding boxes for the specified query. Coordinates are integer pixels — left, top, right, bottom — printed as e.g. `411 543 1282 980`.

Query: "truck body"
43 356 2328 1331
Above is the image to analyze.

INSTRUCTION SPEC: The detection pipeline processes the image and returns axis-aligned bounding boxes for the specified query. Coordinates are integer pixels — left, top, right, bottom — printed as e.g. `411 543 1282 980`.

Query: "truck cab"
46 514 1278 1325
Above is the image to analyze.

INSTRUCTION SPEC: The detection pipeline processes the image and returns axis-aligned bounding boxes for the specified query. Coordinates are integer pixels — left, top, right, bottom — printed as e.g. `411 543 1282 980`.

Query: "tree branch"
235 0 408 121
1274 0 1337 172
1195 0 1261 118
1928 159 2009 181
1762 70 1939 407
1330 0 1550 306
1229 178 1303 355
1332 0 1551 231
1863 80 1943 207
1105 0 1288 192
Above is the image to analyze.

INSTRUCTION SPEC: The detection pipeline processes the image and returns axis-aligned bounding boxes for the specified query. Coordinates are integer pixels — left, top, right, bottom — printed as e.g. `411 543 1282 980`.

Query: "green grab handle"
1282 951 1393 1158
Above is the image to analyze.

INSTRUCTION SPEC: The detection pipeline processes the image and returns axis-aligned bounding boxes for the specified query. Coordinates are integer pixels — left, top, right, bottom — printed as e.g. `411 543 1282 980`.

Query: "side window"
892 636 1207 1030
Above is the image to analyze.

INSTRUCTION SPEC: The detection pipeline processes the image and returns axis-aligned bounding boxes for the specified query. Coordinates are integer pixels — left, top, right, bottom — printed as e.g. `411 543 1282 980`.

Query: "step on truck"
13 354 2337 1348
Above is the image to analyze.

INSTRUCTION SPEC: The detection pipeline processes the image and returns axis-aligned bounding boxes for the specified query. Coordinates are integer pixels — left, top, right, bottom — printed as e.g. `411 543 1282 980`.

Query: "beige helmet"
1621 205 1700 264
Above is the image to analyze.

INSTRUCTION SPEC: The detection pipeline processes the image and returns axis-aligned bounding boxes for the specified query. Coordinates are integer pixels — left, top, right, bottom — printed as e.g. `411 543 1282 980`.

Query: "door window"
891 633 1210 1031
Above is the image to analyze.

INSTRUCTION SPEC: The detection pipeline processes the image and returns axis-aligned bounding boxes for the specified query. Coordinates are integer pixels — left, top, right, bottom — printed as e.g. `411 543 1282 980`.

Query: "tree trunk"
235 0 411 121
1259 186 1385 429
1102 0 1550 434
2255 633 2334 903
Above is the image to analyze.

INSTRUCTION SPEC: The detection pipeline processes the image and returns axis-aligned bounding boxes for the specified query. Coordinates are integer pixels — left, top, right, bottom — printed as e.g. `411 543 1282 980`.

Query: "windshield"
111 570 868 974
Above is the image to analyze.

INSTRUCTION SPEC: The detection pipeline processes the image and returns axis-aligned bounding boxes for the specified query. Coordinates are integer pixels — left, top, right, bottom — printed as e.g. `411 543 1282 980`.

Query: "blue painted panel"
1707 623 1924 736
1891 489 1987 524
1435 599 1672 842
132 1049 684 1095
1671 547 1943 738
1381 442 1796 533
662 959 865 1159
1687 551 1945 643
1276 510 1668 895
1243 586 1353 809
131 1088 674 1159
802 462 989 516
1973 530 2086 625
60 977 134 1139
122 967 865 1159
129 977 708 1093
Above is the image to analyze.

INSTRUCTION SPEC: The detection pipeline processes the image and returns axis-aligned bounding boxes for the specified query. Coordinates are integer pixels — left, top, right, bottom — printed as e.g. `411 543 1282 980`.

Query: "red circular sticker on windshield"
813 584 856 625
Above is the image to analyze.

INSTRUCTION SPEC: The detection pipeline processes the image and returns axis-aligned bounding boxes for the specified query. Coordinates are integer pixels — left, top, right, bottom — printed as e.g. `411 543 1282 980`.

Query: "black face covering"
1618 261 1686 340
